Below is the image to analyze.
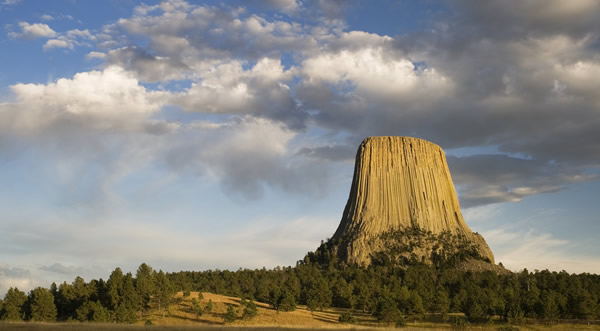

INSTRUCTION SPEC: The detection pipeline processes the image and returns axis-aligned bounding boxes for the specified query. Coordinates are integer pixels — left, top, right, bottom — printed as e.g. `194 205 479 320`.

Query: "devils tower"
319 136 495 268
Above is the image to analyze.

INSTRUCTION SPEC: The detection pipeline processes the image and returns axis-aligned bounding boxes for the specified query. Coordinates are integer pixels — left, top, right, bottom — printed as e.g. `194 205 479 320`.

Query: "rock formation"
326 136 495 267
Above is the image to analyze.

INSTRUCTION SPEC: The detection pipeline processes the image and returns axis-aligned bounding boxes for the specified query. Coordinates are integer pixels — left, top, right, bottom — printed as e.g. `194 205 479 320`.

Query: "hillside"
140 291 375 328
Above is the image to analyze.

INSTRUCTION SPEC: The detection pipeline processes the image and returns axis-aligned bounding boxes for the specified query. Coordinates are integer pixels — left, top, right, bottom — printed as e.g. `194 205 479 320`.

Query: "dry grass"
140 291 371 328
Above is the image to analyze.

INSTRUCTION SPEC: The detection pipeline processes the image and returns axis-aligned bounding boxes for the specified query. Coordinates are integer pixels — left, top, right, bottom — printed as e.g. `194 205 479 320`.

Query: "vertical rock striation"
331 136 494 266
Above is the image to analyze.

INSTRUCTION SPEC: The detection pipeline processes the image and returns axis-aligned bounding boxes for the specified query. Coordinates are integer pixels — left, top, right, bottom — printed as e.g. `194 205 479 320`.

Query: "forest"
1 257 599 326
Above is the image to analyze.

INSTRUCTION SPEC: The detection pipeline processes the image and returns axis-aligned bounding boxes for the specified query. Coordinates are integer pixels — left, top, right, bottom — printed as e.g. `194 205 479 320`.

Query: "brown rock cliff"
331 136 495 266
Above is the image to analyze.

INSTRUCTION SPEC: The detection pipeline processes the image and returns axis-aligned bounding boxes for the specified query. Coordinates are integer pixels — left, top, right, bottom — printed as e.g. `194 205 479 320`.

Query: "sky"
1 0 600 293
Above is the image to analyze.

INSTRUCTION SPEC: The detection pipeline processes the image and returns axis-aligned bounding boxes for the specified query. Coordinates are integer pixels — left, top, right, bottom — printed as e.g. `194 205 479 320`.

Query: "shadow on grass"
0 323 391 331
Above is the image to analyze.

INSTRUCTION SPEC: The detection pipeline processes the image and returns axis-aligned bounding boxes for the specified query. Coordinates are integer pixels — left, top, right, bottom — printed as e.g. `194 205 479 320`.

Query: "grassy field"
1 291 599 330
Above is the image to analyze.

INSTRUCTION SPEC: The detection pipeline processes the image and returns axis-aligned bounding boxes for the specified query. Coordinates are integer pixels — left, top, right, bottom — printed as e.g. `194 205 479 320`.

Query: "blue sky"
1 0 600 293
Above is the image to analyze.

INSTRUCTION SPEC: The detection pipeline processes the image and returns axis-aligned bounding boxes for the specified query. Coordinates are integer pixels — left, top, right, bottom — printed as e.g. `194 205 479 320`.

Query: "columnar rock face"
331 136 494 265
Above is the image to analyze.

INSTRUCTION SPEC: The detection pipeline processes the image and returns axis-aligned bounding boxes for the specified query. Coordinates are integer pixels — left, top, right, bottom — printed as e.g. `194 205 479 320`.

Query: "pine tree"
106 267 124 311
26 287 57 322
135 263 154 314
154 270 173 318
0 287 27 321
242 300 257 319
223 304 237 323
277 291 296 312
117 273 139 323
191 298 202 320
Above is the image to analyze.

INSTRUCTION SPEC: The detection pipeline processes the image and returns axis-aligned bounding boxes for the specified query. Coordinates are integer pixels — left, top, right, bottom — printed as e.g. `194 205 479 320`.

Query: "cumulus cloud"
43 38 71 50
163 116 331 198
86 51 106 60
0 263 33 295
0 66 176 209
9 21 56 39
106 46 189 82
4 0 600 209
302 46 450 99
42 29 95 51
448 154 598 207
451 0 600 39
262 0 300 14
8 66 164 119
170 57 306 128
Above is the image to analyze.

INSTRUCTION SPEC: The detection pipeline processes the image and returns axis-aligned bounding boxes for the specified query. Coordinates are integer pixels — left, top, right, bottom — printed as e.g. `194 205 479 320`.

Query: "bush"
242 300 258 319
276 291 296 312
338 311 357 324
395 315 406 327
223 304 237 323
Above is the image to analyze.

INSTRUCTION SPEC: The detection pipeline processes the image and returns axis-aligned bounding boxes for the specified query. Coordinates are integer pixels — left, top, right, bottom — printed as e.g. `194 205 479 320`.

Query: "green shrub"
338 311 357 324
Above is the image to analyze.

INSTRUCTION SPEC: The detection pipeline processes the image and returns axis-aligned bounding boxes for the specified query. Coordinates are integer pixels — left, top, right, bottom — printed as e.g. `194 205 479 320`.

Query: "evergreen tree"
242 300 257 319
154 270 173 318
542 291 560 324
338 311 357 324
90 301 111 322
306 278 331 311
191 298 202 320
0 287 27 321
332 278 354 308
374 296 403 325
117 272 139 323
106 267 124 311
135 263 154 313
432 287 450 314
115 303 137 323
205 299 213 313
277 290 296 312
223 304 237 323
75 300 111 323
26 287 57 322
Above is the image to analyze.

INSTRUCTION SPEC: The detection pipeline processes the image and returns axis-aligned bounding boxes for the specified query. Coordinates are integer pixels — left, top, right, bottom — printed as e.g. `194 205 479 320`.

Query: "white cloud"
86 51 106 60
301 46 452 102
43 38 71 50
9 21 56 39
170 57 306 128
173 57 293 113
0 262 34 294
485 228 600 274
9 66 163 119
164 116 300 197
266 0 300 14
40 14 54 21
1 0 21 5
39 13 74 21
42 29 95 51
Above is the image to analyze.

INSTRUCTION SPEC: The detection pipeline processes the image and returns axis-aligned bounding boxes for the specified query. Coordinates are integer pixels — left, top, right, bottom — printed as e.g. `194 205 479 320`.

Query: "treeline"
168 263 600 324
0 264 174 323
1 262 599 325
